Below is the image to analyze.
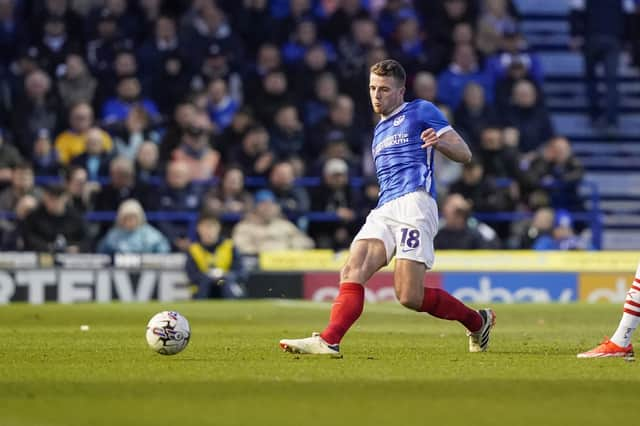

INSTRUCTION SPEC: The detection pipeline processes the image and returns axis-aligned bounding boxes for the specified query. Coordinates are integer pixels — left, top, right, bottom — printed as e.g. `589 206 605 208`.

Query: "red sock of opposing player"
420 287 482 332
320 283 364 345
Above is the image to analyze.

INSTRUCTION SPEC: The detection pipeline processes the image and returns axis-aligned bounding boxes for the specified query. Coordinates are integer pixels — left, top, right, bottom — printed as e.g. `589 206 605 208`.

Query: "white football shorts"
351 189 439 268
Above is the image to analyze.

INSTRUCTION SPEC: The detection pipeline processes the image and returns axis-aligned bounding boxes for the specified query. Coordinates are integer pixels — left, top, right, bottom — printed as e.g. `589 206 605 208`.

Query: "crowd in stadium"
0 0 619 256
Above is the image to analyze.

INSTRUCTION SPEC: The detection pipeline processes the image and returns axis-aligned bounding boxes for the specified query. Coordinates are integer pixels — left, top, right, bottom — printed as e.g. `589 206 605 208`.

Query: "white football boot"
279 332 342 358
467 308 496 352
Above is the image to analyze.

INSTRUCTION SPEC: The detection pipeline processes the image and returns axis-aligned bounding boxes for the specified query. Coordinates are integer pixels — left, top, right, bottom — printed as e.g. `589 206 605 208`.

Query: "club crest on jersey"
393 115 405 126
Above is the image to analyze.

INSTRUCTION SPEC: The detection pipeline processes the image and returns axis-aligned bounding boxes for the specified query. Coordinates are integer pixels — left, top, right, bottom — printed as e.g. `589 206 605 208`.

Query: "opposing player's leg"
393 259 495 352
279 239 387 356
577 265 640 359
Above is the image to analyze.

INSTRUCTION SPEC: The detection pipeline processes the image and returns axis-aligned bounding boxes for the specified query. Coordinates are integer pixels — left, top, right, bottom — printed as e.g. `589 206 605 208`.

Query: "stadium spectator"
308 94 362 158
112 105 160 160
71 127 115 181
101 75 160 127
206 77 238 134
509 206 555 249
86 1 139 42
64 165 97 214
0 162 37 212
434 193 493 250
92 49 138 113
476 0 518 56
137 15 183 81
244 43 282 100
309 158 360 250
153 161 203 251
502 79 553 153
85 10 134 81
437 43 492 110
94 156 147 212
486 29 544 87
217 107 255 163
54 102 113 165
31 128 61 176
282 18 335 66
151 53 193 117
34 14 81 76
322 0 370 44
22 182 87 253
11 69 62 157
267 160 310 218
0 194 37 250
0 128 23 187
202 166 253 217
302 71 339 127
454 82 498 147
570 0 634 128
411 71 439 103
190 42 243 103
97 199 170 254
0 0 24 67
388 8 446 76
335 15 381 92
56 53 97 111
419 0 477 51
171 112 220 180
293 43 336 101
449 159 513 213
234 0 275 56
232 189 314 255
27 0 85 46
532 209 582 250
270 104 305 160
273 0 315 44
135 141 162 184
159 101 197 165
522 136 585 213
228 125 275 178
179 1 240 56
254 69 294 125
186 215 243 299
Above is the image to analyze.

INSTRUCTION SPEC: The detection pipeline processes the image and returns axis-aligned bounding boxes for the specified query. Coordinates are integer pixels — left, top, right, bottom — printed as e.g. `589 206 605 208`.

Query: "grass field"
1 301 637 426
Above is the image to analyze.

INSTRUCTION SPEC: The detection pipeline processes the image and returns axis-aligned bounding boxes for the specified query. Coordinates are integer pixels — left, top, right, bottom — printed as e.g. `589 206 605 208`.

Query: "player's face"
369 73 405 116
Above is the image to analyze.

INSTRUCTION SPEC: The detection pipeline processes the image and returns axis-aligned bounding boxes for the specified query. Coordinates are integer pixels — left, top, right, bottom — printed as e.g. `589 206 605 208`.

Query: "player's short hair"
370 59 406 87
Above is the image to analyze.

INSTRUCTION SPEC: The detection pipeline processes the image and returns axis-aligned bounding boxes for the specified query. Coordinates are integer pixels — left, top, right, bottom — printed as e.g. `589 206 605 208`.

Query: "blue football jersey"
372 99 452 207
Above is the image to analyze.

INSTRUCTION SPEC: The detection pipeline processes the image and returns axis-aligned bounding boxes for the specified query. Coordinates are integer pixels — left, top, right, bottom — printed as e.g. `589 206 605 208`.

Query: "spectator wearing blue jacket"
101 76 160 127
437 43 492 110
97 199 170 254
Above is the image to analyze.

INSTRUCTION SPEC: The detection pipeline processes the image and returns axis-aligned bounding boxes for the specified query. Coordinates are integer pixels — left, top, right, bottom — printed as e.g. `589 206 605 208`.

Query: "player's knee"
395 288 421 311
341 263 363 283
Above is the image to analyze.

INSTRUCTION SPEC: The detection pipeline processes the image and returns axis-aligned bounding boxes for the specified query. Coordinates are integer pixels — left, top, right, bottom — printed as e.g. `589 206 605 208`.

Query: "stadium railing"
4 176 601 249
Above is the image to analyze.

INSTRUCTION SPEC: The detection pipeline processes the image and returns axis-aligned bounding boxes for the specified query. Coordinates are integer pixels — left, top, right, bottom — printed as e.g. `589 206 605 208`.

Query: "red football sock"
420 287 482 332
320 283 365 345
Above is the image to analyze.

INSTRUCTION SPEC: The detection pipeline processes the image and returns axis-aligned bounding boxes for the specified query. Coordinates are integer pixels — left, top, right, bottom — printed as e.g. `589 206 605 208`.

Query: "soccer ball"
145 311 191 355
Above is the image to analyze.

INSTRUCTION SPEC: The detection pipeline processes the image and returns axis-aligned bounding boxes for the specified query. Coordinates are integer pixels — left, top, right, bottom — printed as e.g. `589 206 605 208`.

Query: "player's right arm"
421 127 472 164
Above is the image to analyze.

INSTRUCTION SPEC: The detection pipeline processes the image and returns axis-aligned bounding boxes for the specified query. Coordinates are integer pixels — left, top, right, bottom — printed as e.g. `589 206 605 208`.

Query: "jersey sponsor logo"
372 133 409 157
393 115 405 126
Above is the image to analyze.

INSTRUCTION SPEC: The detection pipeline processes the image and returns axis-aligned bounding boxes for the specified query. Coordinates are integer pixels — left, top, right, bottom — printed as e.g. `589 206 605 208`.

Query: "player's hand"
420 128 439 149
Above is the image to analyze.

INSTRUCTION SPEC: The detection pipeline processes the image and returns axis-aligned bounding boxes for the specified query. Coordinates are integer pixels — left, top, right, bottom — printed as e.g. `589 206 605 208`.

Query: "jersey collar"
379 102 407 123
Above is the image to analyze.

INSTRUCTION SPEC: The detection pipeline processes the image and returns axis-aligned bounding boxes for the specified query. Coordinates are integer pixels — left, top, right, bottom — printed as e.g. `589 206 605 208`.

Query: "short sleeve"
418 100 452 137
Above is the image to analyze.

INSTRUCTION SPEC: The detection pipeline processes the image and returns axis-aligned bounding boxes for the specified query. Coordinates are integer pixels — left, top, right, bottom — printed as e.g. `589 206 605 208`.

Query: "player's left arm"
418 100 472 164
421 127 472 164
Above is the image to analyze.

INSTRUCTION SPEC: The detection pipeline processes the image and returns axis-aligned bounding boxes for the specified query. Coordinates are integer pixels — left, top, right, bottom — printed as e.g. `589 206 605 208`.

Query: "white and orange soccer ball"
145 311 191 355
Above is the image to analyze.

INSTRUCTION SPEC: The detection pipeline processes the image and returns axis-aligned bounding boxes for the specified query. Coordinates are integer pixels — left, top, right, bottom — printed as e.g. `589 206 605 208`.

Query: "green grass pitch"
1 301 637 426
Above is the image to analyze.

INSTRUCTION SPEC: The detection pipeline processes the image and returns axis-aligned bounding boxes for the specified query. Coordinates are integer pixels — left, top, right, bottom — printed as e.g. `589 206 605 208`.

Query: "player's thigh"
341 239 387 284
393 258 427 310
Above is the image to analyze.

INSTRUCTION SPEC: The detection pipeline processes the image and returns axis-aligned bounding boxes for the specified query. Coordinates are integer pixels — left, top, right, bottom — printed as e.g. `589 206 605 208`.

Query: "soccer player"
279 59 495 357
577 263 639 358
